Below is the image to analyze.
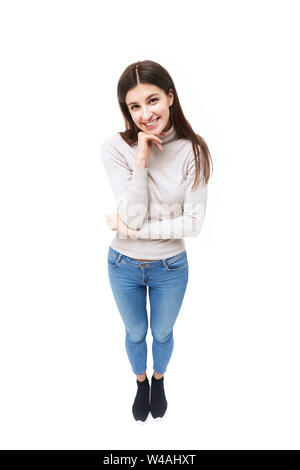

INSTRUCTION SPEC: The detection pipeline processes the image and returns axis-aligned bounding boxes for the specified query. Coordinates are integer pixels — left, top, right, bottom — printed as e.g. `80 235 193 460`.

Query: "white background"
0 0 299 450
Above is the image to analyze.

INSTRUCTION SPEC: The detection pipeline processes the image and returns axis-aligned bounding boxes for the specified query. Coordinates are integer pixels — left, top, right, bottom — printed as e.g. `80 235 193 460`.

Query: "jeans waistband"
108 246 186 267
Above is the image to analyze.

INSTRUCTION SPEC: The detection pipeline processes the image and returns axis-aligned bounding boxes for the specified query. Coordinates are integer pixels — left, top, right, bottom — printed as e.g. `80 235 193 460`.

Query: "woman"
101 60 212 424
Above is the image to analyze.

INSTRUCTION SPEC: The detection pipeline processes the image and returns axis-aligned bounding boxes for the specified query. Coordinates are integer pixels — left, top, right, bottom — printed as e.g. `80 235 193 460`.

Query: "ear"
168 88 174 107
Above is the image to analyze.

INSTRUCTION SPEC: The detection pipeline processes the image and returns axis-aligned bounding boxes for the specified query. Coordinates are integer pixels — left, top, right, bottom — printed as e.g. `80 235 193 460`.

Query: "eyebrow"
127 93 160 107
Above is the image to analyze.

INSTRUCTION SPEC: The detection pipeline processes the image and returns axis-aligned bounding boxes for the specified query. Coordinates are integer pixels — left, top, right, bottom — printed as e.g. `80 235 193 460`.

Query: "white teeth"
144 118 159 126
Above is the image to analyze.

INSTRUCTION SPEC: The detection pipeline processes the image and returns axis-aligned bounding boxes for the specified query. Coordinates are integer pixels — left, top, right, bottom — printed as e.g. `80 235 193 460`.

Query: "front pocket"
107 253 118 268
164 252 187 271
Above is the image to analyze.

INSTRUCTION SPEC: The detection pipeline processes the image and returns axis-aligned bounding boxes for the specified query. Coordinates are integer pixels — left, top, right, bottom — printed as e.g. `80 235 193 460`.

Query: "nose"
141 106 153 122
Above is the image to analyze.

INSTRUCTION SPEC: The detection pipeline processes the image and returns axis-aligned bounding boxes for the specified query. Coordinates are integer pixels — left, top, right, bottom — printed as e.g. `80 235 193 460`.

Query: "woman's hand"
137 131 167 162
105 212 137 239
105 212 118 231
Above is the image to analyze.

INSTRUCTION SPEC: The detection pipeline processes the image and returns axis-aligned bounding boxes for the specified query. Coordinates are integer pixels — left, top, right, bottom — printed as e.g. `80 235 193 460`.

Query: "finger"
146 134 163 144
148 135 163 150
153 136 163 144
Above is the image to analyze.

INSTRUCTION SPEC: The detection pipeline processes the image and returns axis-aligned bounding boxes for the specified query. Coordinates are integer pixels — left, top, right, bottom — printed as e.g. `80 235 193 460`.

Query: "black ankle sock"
150 375 168 418
132 376 150 422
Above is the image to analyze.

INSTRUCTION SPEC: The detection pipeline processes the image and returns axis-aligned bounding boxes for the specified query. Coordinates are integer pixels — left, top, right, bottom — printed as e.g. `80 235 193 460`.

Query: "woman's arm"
133 151 208 239
101 139 149 230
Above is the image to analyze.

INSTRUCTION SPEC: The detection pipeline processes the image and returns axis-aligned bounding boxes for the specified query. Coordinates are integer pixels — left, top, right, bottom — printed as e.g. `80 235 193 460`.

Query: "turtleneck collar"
159 125 177 144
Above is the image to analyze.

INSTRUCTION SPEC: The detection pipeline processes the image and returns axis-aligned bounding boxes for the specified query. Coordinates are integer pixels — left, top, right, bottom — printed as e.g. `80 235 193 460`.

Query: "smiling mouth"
143 117 160 126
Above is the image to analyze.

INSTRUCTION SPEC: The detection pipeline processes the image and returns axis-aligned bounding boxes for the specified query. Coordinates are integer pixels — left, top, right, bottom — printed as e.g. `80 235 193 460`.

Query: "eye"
130 98 158 111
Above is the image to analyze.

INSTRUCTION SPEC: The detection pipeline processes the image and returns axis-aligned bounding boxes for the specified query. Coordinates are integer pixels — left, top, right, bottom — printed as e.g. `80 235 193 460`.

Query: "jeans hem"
133 369 147 375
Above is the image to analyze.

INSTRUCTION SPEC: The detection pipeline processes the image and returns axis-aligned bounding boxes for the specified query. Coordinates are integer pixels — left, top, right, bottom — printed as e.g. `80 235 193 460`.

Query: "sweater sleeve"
134 149 208 239
101 138 149 230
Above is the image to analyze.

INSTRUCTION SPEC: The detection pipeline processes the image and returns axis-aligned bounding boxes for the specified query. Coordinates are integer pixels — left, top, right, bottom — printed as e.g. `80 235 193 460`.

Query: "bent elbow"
118 209 148 230
127 220 144 230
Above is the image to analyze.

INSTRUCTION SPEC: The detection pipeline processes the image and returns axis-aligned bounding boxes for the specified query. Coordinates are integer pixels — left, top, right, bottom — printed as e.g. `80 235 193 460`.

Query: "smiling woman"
100 59 213 424
125 84 173 134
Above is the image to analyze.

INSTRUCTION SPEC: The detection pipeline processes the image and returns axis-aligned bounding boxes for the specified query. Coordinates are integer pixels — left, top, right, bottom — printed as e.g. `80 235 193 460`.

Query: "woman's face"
125 83 174 135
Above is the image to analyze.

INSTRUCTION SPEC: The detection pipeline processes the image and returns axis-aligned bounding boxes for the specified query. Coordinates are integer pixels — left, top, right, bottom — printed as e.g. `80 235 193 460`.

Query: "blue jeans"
107 246 189 375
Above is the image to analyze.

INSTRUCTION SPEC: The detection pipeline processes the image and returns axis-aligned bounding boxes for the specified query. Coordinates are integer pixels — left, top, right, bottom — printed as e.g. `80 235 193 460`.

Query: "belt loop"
115 253 122 266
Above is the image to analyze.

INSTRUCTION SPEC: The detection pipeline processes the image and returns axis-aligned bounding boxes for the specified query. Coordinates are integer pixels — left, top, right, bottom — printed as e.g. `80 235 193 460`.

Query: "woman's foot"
150 374 168 419
132 376 150 423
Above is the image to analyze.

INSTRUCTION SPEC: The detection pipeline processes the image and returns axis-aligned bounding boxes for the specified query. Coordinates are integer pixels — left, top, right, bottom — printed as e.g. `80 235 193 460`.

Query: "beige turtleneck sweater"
101 125 208 260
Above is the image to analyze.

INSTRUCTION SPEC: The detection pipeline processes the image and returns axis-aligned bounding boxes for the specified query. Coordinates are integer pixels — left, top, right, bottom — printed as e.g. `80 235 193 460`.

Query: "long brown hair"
117 60 213 189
